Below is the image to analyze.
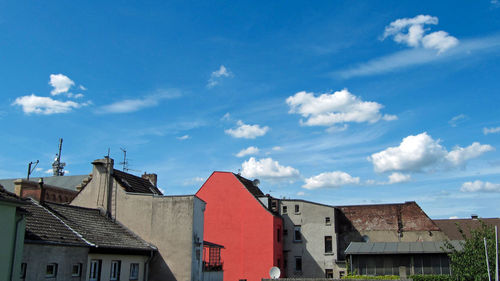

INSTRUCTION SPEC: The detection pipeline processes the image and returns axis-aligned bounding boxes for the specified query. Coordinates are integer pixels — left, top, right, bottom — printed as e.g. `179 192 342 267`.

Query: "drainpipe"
10 214 24 281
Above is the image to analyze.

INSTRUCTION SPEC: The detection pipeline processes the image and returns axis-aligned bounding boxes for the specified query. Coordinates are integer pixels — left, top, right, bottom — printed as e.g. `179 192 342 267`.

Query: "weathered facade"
196 172 283 281
71 158 206 281
280 199 340 279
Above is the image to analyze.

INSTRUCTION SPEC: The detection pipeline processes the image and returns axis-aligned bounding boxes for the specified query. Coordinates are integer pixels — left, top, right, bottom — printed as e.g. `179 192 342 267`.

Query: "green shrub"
410 275 454 281
342 275 400 280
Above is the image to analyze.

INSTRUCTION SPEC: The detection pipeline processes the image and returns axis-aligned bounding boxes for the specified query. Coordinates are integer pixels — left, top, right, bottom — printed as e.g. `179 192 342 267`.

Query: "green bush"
410 275 454 281
342 275 400 280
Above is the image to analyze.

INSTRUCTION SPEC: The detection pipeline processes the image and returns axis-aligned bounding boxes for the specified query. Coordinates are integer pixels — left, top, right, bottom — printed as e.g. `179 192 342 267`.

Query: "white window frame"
89 259 101 281
71 263 82 277
129 263 139 280
110 260 121 281
45 263 57 278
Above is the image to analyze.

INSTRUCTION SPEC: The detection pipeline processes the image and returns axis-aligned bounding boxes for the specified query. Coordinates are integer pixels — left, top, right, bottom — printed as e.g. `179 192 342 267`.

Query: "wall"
196 172 283 281
13 179 77 203
86 253 149 281
0 202 25 281
22 244 88 281
281 200 339 279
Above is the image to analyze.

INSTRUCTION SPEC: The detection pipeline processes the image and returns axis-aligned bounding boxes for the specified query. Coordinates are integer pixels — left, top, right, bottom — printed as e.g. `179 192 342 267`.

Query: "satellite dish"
269 266 281 279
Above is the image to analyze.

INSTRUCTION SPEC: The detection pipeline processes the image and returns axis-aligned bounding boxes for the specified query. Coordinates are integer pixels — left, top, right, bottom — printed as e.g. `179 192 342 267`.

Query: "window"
277 228 281 242
339 271 345 278
72 263 82 277
45 263 58 278
294 204 300 214
110 260 121 280
282 205 287 214
324 236 332 253
283 229 288 236
129 263 139 280
89 259 101 281
295 256 302 272
325 217 331 225
325 269 333 278
20 263 27 279
294 226 302 242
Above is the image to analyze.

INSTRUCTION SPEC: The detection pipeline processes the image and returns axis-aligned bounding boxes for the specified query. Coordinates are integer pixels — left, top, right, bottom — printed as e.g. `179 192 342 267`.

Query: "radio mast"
52 138 66 176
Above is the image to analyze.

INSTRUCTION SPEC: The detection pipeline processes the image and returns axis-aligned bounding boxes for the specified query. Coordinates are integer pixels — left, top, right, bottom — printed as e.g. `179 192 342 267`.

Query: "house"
21 198 155 281
0 185 28 281
279 199 339 278
196 172 283 281
434 215 500 240
71 157 207 281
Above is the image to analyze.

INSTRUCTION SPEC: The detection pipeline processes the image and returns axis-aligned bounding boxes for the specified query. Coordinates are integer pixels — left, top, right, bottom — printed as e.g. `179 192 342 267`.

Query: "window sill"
324 252 334 256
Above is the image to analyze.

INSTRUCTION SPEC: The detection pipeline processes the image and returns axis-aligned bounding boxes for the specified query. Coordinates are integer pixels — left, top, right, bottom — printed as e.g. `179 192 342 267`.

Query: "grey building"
280 199 341 278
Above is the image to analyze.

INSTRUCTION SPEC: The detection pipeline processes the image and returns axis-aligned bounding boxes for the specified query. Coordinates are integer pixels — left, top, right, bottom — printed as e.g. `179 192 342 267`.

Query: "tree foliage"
445 221 498 281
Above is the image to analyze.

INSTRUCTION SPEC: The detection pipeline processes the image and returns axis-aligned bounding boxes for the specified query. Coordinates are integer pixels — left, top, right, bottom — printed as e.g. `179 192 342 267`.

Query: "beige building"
71 158 206 281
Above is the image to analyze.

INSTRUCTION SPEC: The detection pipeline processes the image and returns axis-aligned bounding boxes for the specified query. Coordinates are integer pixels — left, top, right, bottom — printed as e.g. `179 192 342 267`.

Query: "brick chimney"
142 172 157 187
91 157 114 218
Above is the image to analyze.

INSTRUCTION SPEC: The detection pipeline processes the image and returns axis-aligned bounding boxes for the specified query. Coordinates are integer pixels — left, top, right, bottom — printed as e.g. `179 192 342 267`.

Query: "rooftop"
434 217 500 240
0 175 89 193
113 169 163 195
345 241 463 255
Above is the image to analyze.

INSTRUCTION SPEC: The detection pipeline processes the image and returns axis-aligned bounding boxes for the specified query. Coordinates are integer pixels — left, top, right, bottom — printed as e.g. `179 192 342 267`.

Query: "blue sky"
1 1 500 218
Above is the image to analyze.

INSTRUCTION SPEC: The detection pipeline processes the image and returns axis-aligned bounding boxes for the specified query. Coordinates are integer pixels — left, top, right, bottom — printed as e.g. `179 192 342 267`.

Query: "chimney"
39 178 45 203
91 157 114 218
142 172 157 187
471 214 479 220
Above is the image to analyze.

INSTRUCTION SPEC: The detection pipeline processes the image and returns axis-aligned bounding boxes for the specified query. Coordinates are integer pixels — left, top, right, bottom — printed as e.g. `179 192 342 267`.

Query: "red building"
196 172 283 281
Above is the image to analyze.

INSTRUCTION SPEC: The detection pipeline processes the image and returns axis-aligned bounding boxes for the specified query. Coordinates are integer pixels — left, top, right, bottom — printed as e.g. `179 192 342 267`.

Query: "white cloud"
236 146 260 157
241 157 299 180
183 176 206 186
484 127 500 135
49 74 75 95
272 146 282 151
177 135 190 140
303 171 360 189
460 180 500 193
449 114 467 127
100 90 180 114
207 65 233 88
388 172 411 184
286 89 396 127
297 191 306 196
225 120 269 139
44 169 53 174
369 132 494 173
221 112 231 121
449 216 459 219
12 94 86 115
67 93 84 99
79 85 87 91
383 15 458 53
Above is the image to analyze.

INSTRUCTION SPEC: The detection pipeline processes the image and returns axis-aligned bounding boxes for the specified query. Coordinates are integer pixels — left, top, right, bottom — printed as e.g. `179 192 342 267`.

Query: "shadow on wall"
149 252 176 281
282 215 323 278
335 209 363 261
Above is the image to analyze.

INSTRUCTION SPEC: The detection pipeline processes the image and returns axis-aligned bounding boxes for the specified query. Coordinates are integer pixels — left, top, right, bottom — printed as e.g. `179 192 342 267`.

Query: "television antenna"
52 138 65 176
269 266 280 279
27 160 39 180
119 148 129 171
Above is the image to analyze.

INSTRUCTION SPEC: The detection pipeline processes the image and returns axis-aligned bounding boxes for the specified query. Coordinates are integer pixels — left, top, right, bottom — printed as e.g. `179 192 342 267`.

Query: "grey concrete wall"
22 244 88 281
280 200 338 279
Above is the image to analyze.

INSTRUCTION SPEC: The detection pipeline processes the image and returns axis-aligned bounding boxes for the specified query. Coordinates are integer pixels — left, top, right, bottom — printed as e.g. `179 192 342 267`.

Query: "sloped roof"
434 218 500 240
233 173 264 197
0 175 89 193
113 169 163 195
0 185 28 205
24 199 155 252
345 241 463 255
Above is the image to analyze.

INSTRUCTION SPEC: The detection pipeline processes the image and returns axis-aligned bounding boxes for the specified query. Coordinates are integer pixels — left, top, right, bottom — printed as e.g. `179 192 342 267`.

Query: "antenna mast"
120 148 129 171
52 138 66 176
27 160 39 180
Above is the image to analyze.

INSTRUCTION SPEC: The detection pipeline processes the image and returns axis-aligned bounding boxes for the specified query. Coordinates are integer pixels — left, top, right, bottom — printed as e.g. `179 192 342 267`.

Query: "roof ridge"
31 199 95 247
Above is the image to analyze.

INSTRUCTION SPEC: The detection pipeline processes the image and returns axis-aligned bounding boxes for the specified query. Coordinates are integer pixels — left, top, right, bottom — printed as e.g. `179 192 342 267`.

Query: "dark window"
414 256 423 275
20 263 27 279
46 263 58 278
324 236 332 253
89 260 101 281
271 200 277 210
339 271 345 278
283 229 288 236
325 269 333 278
294 226 302 242
325 217 331 225
294 204 300 213
283 206 287 214
72 263 82 277
129 263 139 280
441 255 450 275
295 256 302 272
110 260 121 281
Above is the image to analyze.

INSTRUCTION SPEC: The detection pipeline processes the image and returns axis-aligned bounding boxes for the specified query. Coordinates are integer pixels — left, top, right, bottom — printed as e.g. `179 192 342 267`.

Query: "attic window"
294 204 300 214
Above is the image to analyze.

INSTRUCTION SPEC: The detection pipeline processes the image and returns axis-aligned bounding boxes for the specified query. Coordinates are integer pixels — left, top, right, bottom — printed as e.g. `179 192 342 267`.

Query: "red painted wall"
196 172 283 281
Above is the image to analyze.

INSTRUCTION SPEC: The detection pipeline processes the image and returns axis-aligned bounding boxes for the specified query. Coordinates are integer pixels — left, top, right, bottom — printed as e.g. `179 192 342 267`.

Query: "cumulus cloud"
12 94 87 115
369 132 494 173
383 15 458 53
460 180 500 193
207 65 233 88
225 120 269 139
483 127 500 135
286 89 396 127
177 135 190 140
241 157 299 180
49 74 75 95
236 146 260 157
303 171 360 189
388 172 411 184
100 90 180 114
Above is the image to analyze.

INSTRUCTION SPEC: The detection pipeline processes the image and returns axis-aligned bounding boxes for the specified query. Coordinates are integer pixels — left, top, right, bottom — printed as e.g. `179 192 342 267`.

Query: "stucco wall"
22 244 88 281
86 253 149 281
281 200 338 279
0 203 25 281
